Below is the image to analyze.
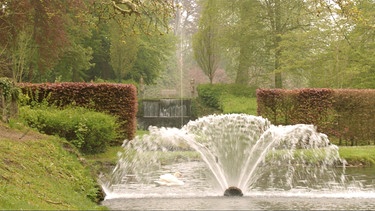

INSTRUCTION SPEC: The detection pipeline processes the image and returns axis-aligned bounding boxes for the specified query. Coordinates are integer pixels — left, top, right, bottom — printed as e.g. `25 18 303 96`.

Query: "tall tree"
0 0 90 82
109 19 139 82
128 33 176 84
192 0 220 84
259 0 312 88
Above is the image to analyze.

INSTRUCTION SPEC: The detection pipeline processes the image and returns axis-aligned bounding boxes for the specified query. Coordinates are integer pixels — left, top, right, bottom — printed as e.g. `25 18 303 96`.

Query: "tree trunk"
235 47 250 85
274 0 283 88
235 1 251 85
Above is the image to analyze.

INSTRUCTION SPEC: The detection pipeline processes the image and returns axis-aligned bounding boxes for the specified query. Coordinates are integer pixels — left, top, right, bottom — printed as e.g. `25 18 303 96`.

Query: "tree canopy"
0 0 176 84
192 0 375 89
1 0 375 91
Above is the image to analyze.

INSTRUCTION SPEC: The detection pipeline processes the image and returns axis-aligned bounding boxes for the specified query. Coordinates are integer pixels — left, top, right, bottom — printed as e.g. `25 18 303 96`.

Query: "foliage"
0 136 104 209
0 0 176 84
18 82 138 142
19 106 119 154
192 0 220 84
128 33 177 84
0 0 90 82
257 88 375 146
91 0 176 34
190 97 221 118
109 20 139 83
197 83 256 110
0 77 20 122
192 0 375 89
332 89 375 146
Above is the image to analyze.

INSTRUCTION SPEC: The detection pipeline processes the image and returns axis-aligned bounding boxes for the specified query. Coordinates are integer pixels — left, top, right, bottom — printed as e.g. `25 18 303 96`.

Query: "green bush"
19 106 119 154
197 84 256 114
197 84 223 109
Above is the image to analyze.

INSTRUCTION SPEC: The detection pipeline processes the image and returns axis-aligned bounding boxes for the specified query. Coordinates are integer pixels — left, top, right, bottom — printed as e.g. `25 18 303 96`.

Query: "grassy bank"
0 123 105 210
339 146 375 166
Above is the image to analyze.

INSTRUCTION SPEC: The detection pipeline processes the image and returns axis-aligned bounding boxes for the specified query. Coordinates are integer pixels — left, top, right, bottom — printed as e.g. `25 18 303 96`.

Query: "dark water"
102 166 375 210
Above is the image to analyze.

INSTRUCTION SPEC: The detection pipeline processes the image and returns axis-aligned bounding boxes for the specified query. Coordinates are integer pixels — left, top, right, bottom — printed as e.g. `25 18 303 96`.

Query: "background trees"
192 0 375 89
0 0 374 92
192 0 220 84
0 0 176 84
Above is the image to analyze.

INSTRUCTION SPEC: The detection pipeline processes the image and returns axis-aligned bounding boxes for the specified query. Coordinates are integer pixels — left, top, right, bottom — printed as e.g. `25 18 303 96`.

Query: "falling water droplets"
104 114 359 198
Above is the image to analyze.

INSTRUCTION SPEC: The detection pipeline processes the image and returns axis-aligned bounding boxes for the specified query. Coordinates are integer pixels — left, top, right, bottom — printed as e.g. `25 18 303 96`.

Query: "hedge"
20 106 119 154
257 88 375 146
18 82 138 142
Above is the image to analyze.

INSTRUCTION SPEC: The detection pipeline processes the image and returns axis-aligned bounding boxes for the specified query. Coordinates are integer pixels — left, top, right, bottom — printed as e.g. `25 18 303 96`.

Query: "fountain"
102 113 360 200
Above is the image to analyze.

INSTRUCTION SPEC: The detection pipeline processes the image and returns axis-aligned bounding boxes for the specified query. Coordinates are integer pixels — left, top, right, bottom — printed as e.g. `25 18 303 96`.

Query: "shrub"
197 84 256 110
18 82 138 142
19 106 119 154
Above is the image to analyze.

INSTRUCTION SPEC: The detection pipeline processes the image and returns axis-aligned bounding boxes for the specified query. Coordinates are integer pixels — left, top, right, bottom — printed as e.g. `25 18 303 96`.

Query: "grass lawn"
339 145 375 166
0 137 105 210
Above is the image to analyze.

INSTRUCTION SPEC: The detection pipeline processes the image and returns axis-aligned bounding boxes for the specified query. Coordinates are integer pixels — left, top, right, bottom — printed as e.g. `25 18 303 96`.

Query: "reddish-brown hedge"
18 82 138 142
257 88 375 146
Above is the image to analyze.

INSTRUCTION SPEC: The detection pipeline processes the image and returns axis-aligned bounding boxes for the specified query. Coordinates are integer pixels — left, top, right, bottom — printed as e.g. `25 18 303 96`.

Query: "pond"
102 165 375 210
101 114 375 210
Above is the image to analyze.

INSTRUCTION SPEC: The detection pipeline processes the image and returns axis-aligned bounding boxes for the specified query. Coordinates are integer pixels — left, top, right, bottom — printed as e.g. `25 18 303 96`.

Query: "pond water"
101 162 375 210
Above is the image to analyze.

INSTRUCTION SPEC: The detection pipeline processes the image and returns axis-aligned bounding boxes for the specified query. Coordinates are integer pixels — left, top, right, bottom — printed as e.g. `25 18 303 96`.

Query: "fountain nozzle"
223 186 243 197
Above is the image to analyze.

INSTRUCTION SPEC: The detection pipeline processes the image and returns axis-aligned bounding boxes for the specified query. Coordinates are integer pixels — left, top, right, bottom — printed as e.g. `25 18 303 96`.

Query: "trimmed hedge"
19 106 119 154
257 88 375 146
18 82 138 142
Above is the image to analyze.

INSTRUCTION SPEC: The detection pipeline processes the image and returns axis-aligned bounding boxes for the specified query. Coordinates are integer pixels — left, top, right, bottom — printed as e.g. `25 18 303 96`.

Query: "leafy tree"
10 27 37 82
0 0 90 82
109 20 140 82
0 0 177 83
278 0 375 88
51 3 94 82
192 0 220 84
85 22 114 81
128 33 177 84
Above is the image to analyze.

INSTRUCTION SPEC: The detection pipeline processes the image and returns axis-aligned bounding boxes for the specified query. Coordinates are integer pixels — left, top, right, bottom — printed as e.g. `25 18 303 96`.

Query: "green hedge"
197 84 257 110
18 82 138 143
20 106 119 154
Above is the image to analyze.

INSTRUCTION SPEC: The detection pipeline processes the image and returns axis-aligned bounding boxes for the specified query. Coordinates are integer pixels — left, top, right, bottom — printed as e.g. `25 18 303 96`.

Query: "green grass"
339 145 375 166
220 95 257 115
0 137 105 210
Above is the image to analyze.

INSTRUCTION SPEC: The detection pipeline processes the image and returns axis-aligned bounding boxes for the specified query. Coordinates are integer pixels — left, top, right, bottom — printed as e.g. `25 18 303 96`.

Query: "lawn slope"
0 123 104 210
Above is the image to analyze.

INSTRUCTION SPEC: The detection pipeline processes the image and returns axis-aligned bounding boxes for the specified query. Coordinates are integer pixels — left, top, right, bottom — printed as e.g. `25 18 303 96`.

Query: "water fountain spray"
105 114 345 198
